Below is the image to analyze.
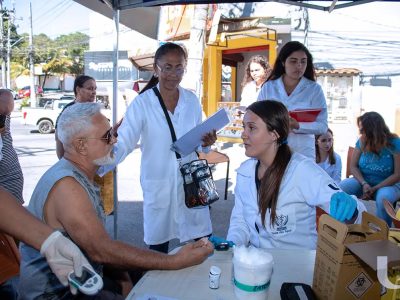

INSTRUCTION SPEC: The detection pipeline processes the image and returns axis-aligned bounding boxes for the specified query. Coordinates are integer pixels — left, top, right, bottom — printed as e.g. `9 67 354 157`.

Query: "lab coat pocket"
141 179 172 209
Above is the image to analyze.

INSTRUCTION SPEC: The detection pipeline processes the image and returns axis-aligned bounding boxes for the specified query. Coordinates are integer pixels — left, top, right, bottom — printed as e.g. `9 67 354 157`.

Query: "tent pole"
112 7 120 239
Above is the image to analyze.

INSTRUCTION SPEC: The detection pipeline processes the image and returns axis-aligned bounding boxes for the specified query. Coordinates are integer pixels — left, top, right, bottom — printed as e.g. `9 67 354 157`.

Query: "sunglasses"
85 128 118 144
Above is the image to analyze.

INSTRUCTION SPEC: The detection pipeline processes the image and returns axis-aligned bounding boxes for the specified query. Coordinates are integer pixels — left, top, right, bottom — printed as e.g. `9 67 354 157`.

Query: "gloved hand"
40 231 94 295
209 236 235 249
330 192 357 222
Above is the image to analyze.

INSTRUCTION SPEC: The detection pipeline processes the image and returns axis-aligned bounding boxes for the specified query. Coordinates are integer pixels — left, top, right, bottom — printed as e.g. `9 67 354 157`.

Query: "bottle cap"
210 265 221 275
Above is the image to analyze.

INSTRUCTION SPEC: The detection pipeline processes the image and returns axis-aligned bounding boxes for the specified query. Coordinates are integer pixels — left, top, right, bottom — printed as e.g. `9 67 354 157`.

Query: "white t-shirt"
240 81 261 107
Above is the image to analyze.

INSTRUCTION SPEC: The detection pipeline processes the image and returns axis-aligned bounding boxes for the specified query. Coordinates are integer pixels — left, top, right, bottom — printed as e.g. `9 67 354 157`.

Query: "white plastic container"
232 247 274 300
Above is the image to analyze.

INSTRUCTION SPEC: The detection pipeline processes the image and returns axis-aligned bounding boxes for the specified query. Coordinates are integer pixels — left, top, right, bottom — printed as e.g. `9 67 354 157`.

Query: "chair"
198 150 230 200
383 199 400 228
0 232 20 284
346 146 355 178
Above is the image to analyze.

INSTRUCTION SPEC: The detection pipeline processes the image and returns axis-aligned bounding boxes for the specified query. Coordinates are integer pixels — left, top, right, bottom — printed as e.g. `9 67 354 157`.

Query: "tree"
10 31 89 85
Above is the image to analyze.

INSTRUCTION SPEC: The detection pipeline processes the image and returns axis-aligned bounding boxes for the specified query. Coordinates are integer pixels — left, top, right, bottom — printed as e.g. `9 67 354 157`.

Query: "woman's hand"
201 129 217 147
112 118 123 136
361 183 375 199
289 117 299 130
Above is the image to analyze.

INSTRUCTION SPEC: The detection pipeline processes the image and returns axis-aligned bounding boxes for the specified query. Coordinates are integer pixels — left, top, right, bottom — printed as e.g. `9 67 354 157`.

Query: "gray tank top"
18 158 105 300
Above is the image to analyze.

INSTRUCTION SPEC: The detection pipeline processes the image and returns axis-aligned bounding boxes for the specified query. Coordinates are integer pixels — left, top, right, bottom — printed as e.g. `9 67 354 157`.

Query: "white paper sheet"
171 108 230 157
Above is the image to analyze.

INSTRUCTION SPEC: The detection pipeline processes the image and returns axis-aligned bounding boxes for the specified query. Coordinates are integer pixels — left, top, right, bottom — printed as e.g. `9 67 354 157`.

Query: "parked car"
21 99 72 134
17 85 43 99
22 99 111 134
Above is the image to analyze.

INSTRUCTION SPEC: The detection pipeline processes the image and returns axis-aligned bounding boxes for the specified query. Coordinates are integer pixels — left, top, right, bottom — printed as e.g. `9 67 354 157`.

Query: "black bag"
180 159 219 208
153 87 219 208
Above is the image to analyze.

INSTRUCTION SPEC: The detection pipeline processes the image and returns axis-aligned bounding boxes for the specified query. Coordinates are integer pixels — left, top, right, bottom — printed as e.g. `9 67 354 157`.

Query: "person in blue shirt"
340 111 400 225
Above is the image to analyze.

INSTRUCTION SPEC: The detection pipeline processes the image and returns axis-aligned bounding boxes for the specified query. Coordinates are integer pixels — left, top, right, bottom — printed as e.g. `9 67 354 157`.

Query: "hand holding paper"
171 108 230 157
202 129 217 147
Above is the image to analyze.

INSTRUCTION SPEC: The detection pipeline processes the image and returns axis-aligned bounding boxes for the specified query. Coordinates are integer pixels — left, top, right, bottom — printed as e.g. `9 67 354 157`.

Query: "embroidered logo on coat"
274 214 289 231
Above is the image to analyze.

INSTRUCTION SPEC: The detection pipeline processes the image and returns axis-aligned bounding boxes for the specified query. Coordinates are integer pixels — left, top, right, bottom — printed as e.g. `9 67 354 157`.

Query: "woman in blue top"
340 111 400 225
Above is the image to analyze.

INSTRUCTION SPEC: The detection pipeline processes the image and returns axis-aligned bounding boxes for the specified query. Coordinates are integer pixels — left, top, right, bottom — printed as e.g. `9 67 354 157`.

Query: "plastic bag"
180 159 219 208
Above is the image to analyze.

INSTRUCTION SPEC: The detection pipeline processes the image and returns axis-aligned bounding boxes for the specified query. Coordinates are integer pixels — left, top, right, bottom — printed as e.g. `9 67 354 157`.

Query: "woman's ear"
273 130 280 141
153 63 159 78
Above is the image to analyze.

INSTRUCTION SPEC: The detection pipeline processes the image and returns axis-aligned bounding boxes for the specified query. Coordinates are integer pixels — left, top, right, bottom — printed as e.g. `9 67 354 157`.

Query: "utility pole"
29 1 36 106
6 1 14 89
181 4 208 100
0 2 5 87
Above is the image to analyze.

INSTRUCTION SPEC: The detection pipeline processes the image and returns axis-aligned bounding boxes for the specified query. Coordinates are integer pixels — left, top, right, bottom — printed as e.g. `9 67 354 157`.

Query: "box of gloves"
312 212 389 300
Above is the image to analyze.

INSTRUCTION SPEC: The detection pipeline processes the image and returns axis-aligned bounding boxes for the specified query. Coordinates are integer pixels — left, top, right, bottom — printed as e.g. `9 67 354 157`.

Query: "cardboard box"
312 212 389 300
381 229 400 300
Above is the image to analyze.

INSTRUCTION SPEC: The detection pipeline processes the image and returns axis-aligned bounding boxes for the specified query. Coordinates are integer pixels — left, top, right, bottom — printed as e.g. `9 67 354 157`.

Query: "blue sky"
4 0 90 38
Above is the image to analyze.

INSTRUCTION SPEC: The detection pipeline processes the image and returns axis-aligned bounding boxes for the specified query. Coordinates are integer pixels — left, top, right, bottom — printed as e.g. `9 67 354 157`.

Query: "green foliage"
9 31 89 79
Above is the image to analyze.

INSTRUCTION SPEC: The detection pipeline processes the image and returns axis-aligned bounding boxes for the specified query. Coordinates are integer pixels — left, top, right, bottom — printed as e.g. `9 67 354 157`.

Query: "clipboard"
289 108 322 122
171 108 230 157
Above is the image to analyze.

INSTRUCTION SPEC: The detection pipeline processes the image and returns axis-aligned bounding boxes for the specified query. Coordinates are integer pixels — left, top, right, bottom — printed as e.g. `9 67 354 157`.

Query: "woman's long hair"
315 128 336 165
140 42 187 95
241 55 270 87
266 41 316 82
358 111 397 154
247 100 292 226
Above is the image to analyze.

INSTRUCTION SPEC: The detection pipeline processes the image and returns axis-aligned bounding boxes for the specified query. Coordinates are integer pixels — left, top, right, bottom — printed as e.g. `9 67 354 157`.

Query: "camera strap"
152 87 181 161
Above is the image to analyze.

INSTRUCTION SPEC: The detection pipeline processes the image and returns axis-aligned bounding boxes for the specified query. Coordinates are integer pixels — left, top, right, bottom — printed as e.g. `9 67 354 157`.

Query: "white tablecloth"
126 248 316 300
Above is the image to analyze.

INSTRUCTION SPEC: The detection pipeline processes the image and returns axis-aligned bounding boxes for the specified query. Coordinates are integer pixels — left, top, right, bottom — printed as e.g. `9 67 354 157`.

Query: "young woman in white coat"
226 100 365 250
257 41 328 159
239 55 271 108
105 43 216 253
315 128 342 184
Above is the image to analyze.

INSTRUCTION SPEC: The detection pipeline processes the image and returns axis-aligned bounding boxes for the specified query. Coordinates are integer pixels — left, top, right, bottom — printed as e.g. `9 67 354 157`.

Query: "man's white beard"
93 151 115 166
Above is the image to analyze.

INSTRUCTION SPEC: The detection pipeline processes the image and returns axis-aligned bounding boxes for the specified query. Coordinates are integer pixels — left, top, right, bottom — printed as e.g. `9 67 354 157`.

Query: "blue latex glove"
208 236 234 249
330 192 357 222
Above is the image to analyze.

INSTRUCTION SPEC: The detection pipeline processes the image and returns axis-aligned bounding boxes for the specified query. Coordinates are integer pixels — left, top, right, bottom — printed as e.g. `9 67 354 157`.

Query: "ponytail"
258 143 292 227
140 75 159 95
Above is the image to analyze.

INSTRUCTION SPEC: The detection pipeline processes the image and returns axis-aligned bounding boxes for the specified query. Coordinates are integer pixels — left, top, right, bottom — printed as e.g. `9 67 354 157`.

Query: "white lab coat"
240 81 261 108
257 77 328 159
317 152 342 184
227 153 366 250
111 85 212 245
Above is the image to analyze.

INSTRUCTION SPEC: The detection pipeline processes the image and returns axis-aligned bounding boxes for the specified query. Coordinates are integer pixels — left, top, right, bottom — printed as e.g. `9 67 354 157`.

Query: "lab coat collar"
278 76 313 95
236 158 258 177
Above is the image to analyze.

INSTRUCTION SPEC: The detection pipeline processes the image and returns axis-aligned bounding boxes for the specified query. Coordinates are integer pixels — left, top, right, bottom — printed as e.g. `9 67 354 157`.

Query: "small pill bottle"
209 265 221 289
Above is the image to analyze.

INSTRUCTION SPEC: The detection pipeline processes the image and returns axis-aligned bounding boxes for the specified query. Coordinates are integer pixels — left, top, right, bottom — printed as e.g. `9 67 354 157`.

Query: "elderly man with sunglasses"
19 102 213 299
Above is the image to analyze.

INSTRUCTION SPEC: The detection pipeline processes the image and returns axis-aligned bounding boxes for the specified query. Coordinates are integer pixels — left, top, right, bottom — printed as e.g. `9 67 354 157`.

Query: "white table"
126 248 316 300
